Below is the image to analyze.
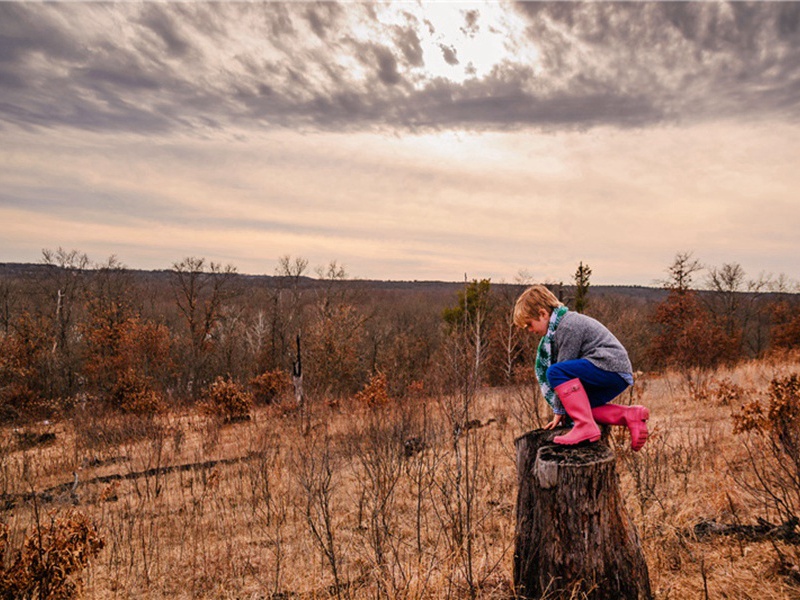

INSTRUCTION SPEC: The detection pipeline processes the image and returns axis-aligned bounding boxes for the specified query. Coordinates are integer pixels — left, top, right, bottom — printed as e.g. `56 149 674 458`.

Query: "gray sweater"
552 312 633 375
548 311 633 415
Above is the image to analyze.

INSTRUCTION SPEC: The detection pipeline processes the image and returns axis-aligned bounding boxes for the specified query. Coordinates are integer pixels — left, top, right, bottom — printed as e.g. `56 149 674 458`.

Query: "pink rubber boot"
553 379 601 446
592 403 650 451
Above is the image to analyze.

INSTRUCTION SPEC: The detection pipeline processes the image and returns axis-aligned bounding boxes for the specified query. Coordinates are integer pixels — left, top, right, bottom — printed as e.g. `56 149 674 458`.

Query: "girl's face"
525 309 550 336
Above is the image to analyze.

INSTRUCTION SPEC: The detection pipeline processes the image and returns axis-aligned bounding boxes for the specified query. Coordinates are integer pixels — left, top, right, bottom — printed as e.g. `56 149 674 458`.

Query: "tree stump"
514 429 652 600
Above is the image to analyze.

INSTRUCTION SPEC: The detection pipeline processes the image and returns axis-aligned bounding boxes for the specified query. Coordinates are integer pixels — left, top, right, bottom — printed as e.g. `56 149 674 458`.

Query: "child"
514 285 650 451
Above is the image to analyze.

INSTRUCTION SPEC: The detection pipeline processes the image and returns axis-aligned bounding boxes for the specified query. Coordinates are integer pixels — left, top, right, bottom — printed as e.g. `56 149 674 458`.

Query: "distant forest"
1 250 798 423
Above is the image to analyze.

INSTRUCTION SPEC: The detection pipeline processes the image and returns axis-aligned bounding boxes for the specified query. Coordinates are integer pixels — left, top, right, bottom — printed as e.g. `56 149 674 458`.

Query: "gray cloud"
393 24 424 67
514 1 800 123
373 45 403 86
461 9 480 38
439 44 459 66
305 2 343 40
1 1 799 135
138 5 192 58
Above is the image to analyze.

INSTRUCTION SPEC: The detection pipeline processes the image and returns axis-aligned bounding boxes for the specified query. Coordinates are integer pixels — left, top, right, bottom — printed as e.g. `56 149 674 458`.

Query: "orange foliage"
250 369 292 405
201 376 253 422
0 510 104 599
355 371 391 407
0 312 51 422
512 365 538 385
769 300 800 351
648 290 739 372
82 300 172 412
305 303 365 397
733 374 800 435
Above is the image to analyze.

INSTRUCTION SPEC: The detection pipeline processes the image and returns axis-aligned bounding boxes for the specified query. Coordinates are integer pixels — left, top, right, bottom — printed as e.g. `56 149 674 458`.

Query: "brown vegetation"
1 360 800 598
1 249 799 598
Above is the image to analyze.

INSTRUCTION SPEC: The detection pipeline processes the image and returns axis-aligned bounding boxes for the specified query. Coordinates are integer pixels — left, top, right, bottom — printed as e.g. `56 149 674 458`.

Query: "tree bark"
514 429 652 600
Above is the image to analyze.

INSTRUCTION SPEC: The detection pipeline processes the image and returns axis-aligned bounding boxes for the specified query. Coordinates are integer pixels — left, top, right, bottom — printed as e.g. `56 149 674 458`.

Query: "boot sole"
629 406 650 452
554 433 601 445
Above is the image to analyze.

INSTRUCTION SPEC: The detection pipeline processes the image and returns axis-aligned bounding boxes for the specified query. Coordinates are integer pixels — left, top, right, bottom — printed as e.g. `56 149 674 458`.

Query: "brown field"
3 357 800 599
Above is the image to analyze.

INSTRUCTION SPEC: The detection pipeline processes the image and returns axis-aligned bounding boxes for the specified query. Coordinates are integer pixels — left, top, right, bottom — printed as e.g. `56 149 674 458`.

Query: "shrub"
355 372 391 407
732 373 800 524
710 378 746 406
733 374 800 436
109 369 163 416
688 377 746 407
250 369 291 405
201 376 253 422
0 383 41 424
0 510 104 599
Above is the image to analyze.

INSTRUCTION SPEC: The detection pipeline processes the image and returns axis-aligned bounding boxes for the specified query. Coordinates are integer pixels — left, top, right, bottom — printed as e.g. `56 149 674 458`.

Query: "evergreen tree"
574 262 592 313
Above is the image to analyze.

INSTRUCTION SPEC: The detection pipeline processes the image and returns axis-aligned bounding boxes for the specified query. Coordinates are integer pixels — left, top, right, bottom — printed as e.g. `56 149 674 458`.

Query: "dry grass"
2 357 800 599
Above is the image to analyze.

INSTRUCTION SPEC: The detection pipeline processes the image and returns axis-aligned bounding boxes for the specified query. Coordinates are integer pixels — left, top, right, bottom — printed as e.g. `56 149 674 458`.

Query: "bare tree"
306 261 370 398
706 262 745 337
662 251 703 293
268 255 309 371
41 247 90 396
170 257 238 396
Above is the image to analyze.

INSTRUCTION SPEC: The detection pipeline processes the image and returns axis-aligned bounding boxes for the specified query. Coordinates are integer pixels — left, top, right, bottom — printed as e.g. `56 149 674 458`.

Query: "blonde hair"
513 285 562 328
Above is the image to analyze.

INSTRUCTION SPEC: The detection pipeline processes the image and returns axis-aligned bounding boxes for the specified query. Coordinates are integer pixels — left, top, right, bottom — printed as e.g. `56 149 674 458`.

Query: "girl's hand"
543 414 563 430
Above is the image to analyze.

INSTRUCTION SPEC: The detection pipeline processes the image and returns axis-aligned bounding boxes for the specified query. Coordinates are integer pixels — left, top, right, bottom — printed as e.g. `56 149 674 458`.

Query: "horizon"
3 2 800 286
0 258 772 293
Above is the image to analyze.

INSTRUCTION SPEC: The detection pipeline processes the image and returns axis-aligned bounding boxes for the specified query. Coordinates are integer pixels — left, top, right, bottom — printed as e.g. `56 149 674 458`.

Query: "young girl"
514 285 650 451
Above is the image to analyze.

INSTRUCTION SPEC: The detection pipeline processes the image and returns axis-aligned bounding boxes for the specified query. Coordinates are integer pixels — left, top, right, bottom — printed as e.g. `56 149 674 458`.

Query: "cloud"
461 9 480 38
393 24 424 67
439 44 459 66
513 1 800 123
304 2 343 40
373 45 403 86
137 5 192 58
1 1 800 136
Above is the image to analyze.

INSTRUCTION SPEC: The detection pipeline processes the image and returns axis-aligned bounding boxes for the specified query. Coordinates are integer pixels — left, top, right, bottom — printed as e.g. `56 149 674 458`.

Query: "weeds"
4 361 800 598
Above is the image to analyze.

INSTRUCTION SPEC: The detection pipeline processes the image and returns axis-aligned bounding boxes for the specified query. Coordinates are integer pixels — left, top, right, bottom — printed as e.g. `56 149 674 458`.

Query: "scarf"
535 305 569 411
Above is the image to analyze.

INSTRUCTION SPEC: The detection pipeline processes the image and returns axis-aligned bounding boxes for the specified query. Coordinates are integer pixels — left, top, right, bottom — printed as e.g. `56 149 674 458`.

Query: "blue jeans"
546 359 630 408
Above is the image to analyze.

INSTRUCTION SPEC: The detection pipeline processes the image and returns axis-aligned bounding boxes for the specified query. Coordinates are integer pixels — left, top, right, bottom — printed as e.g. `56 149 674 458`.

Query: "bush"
109 369 163 416
688 377 746 407
733 374 800 436
0 510 104 599
0 383 41 424
732 373 800 524
250 369 291 405
201 377 253 422
354 372 391 407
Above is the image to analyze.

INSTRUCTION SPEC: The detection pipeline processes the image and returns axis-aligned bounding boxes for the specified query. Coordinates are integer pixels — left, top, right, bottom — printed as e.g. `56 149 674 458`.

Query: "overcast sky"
2 1 799 285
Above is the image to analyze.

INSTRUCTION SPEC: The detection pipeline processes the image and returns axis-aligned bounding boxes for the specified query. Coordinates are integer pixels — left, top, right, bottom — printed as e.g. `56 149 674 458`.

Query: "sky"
2 1 800 286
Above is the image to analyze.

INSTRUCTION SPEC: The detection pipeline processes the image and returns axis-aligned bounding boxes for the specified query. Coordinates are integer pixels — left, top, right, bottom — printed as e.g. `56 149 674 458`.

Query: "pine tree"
574 262 592 314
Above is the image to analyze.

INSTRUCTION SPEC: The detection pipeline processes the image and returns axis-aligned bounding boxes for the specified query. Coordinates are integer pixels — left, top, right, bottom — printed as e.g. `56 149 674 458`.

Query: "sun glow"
351 2 538 85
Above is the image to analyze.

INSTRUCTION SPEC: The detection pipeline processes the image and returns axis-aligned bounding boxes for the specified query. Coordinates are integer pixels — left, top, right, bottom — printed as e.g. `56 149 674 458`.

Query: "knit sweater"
552 312 633 375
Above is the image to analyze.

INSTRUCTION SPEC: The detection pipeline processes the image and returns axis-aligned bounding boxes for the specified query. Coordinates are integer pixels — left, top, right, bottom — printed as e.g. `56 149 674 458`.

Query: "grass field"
3 356 800 599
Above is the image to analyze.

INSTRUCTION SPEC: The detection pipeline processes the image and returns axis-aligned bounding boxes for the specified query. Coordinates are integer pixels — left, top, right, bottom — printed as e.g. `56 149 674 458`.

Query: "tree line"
0 249 798 424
